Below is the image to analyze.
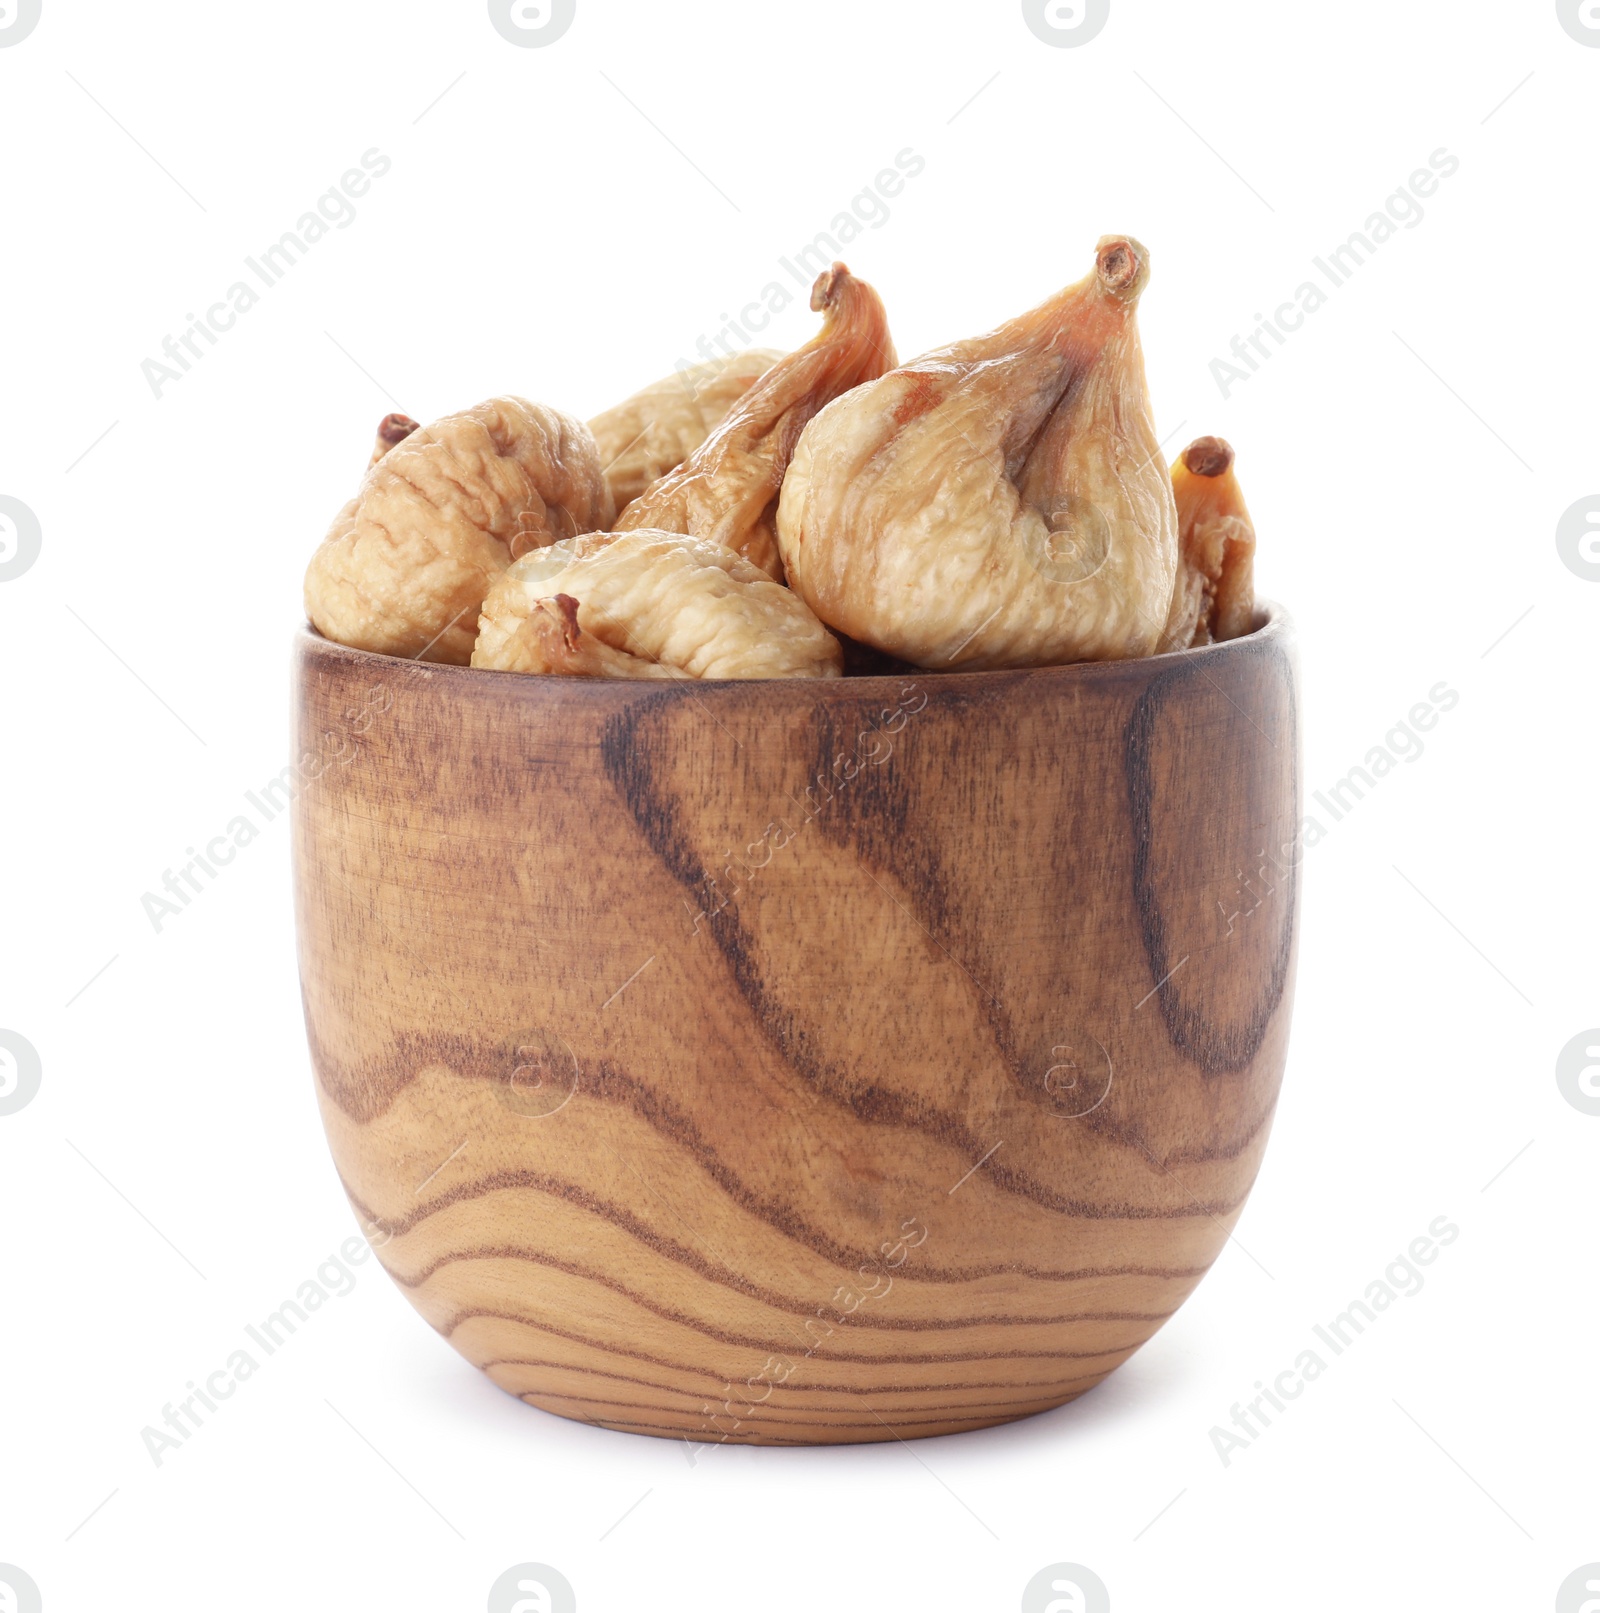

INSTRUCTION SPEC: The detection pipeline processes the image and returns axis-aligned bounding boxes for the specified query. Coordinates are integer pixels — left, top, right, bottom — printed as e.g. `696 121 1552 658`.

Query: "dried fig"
305 397 613 665
1158 436 1257 651
589 349 782 516
472 530 842 680
614 264 897 582
776 237 1178 670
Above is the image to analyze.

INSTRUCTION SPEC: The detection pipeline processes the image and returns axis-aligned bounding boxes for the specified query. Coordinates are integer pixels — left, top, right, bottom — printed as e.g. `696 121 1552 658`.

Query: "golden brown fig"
368 412 420 467
776 237 1178 670
472 530 842 680
305 397 613 665
614 264 897 582
589 350 782 516
1158 436 1257 651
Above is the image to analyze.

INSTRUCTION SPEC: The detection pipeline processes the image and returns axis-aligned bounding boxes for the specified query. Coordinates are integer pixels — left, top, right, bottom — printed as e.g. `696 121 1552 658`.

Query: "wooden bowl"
293 606 1300 1446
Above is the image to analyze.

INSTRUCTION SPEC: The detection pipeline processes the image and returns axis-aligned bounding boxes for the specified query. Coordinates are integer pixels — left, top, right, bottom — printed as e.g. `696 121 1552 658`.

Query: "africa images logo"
1556 0 1600 46
0 496 42 582
488 0 575 47
1022 0 1110 48
0 1564 43 1613
487 1563 576 1613
1021 1563 1110 1613
0 0 43 47
1556 496 1600 581
1557 1565 1600 1613
1556 1030 1600 1116
0 1031 43 1117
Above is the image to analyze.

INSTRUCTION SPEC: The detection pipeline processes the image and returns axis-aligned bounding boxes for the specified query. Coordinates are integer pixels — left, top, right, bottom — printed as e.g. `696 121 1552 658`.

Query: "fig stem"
1182 436 1235 478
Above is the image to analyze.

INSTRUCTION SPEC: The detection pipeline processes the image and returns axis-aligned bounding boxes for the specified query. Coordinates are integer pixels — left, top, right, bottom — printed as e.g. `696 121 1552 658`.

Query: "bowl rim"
296 600 1292 692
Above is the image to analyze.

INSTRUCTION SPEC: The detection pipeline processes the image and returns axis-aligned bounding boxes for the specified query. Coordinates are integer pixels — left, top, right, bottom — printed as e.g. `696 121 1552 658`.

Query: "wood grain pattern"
292 606 1300 1445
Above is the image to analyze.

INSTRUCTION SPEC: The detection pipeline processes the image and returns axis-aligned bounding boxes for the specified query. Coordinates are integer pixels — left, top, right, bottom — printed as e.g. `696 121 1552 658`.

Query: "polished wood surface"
292 607 1300 1445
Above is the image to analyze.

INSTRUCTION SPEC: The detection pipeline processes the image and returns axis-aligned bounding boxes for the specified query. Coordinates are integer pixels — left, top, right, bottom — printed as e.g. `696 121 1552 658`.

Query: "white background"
1 1 1595 1608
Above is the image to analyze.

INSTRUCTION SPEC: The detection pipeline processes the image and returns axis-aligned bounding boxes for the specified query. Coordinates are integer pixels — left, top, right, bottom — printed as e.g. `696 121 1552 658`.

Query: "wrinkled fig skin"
305 397 614 665
590 350 783 517
1158 436 1257 652
615 264 897 583
472 530 843 681
776 237 1179 671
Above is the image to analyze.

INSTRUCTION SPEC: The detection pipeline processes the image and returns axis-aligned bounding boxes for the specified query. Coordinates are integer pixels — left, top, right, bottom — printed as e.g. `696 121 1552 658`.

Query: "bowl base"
509 1381 1102 1447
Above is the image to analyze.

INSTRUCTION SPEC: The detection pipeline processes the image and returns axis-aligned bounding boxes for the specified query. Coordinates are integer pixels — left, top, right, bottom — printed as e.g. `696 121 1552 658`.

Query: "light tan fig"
776 237 1178 670
472 530 842 680
614 264 897 582
1157 436 1257 651
589 350 782 516
368 412 420 467
305 397 614 665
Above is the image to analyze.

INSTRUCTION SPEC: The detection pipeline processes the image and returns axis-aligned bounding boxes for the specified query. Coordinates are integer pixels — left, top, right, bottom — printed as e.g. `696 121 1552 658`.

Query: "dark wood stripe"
601 699 1273 1205
1124 645 1299 1074
482 1352 1111 1401
523 1383 1091 1423
524 1386 1081 1434
342 1167 1234 1298
445 1305 1143 1370
582 1052 1269 1222
384 1241 1183 1334
313 1014 1273 1217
